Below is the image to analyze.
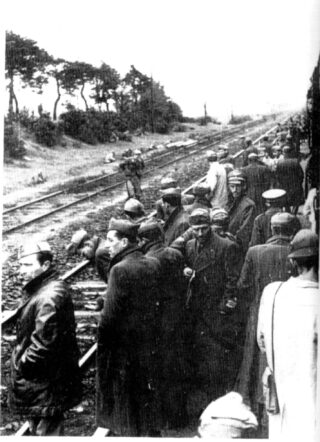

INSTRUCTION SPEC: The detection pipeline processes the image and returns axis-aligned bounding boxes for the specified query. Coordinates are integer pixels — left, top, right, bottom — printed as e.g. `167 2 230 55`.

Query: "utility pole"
204 103 207 125
150 75 155 133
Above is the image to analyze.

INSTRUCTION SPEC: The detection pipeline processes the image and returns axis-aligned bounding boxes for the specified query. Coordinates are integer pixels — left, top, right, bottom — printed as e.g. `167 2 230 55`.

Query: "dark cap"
138 221 163 240
288 229 319 258
211 207 229 225
108 217 139 239
161 187 182 205
206 150 218 161
160 176 178 190
189 208 210 226
192 183 211 196
262 189 286 202
228 169 246 184
124 198 145 216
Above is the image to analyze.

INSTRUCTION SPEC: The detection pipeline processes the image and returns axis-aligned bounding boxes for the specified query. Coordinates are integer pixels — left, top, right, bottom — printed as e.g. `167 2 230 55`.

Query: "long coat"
9 269 82 417
242 163 272 214
257 278 319 440
227 195 256 255
205 162 228 209
96 246 162 436
249 207 281 247
183 229 241 418
275 158 304 207
163 206 190 246
145 241 189 428
234 235 292 415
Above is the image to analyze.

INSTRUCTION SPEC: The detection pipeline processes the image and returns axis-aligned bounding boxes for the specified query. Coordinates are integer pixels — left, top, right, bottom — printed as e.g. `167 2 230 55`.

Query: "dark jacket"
249 207 281 247
227 195 256 255
275 158 304 206
235 235 292 414
242 163 272 214
163 206 190 246
96 246 162 436
183 229 240 411
9 268 82 417
242 146 259 167
144 241 188 428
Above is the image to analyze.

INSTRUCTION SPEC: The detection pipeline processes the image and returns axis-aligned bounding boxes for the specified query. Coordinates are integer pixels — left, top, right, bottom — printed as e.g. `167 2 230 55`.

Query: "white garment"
303 188 317 232
257 277 319 440
206 162 228 209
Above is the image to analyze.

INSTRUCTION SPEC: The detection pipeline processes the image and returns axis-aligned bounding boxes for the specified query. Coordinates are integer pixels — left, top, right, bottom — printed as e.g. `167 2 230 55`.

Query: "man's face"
106 230 127 259
191 224 211 244
19 253 44 283
229 183 243 200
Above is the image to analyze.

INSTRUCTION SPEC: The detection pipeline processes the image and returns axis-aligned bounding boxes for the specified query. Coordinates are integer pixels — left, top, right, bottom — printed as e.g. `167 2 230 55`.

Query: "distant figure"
9 241 82 436
119 149 145 200
205 150 228 209
242 138 259 167
161 188 190 245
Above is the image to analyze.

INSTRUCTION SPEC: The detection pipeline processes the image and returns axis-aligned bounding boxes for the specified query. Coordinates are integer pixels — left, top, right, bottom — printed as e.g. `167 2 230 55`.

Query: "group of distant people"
8 116 319 438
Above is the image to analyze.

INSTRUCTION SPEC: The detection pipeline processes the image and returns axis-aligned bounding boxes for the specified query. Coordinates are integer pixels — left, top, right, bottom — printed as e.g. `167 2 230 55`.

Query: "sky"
3 0 320 121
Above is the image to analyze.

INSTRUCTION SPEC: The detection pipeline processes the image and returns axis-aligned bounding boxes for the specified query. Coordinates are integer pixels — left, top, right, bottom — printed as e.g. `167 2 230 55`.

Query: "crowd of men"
9 116 319 438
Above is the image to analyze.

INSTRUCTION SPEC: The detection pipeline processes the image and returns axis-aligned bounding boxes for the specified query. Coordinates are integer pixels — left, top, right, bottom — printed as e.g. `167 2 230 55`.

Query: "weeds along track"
0 117 287 436
2 120 272 237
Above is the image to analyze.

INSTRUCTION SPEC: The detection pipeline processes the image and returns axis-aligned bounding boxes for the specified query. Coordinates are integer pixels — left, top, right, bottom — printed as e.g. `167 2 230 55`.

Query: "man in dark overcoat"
275 146 304 213
235 213 300 433
182 209 241 422
241 153 272 215
9 241 82 436
162 188 190 245
138 221 189 429
226 169 256 257
96 218 162 436
249 189 286 247
185 183 212 213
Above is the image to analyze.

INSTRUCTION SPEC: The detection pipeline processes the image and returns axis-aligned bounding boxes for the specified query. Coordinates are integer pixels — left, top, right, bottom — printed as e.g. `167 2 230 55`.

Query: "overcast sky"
3 0 320 120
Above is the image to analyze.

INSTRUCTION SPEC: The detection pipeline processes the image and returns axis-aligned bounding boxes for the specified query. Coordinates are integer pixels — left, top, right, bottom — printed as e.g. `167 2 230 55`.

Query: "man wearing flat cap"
161 188 190 245
9 242 82 436
181 208 240 422
257 229 319 440
226 169 256 257
96 218 162 436
137 221 188 429
242 138 259 167
235 212 300 434
205 150 228 209
185 183 211 213
241 153 272 215
250 189 287 247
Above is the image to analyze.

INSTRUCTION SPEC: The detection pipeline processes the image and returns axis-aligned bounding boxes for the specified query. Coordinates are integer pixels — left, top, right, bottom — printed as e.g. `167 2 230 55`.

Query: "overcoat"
242 163 272 214
96 246 162 436
275 158 304 207
183 229 241 416
249 207 281 247
9 268 82 417
235 235 292 415
145 241 189 428
227 195 256 255
163 206 190 246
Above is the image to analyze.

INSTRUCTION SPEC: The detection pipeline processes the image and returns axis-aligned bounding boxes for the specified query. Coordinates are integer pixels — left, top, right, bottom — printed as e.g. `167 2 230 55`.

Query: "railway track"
2 119 273 237
1 117 290 436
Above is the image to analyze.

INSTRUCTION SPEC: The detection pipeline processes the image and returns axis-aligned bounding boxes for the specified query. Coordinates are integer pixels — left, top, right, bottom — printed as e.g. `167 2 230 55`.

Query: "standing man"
242 138 259 167
186 183 212 213
226 169 256 257
162 188 190 245
275 146 304 214
9 242 82 436
235 213 299 432
257 229 319 440
250 189 286 247
96 218 162 436
205 150 228 209
182 209 240 422
119 149 144 200
242 153 272 215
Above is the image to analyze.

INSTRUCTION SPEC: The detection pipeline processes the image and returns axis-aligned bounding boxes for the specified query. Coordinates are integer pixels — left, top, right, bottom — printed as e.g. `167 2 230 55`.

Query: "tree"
5 31 51 115
91 63 120 115
62 61 96 110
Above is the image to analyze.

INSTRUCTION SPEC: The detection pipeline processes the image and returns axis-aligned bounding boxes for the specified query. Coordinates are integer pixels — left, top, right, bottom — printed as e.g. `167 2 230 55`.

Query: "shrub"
4 118 26 159
19 107 37 132
33 113 63 147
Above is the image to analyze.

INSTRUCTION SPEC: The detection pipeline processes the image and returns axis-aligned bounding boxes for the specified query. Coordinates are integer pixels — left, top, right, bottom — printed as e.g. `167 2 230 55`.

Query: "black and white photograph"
1 0 320 438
